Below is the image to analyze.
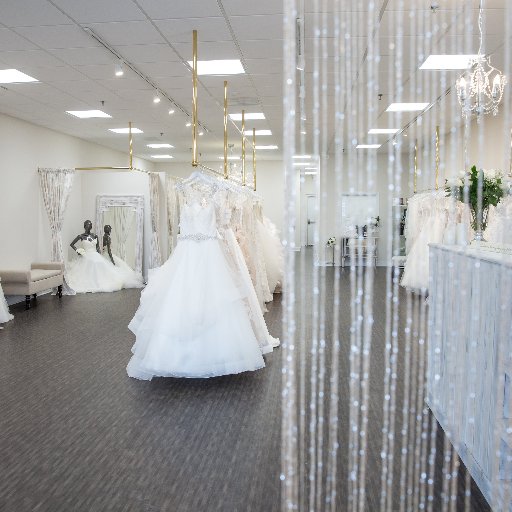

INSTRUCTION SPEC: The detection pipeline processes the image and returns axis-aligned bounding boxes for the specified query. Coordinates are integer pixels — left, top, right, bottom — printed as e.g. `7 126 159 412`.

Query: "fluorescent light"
420 54 478 70
248 129 272 136
356 144 381 149
368 128 400 134
218 156 240 160
305 171 317 175
187 59 244 75
255 145 278 150
293 162 310 167
147 143 174 149
293 155 312 159
386 102 429 112
151 154 173 159
229 113 265 121
109 127 143 134
67 110 111 119
0 69 38 83
305 167 317 170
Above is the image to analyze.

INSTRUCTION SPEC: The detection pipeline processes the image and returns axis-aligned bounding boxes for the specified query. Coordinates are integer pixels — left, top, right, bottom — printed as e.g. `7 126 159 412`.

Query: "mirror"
96 195 144 274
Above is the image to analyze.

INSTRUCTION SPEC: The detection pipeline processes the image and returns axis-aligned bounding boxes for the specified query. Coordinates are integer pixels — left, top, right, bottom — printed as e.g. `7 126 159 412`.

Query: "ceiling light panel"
66 110 111 118
109 128 143 134
420 55 479 70
147 143 174 149
255 145 278 150
229 113 265 120
356 144 381 149
248 129 272 136
151 154 174 159
186 59 244 75
386 103 429 112
0 69 38 83
368 128 399 134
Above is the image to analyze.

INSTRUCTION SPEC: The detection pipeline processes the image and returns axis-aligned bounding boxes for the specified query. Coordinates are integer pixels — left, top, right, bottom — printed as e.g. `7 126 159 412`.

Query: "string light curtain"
281 0 512 511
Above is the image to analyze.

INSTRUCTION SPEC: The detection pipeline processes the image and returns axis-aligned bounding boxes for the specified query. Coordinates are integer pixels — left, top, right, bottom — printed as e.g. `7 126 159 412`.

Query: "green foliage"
446 165 504 231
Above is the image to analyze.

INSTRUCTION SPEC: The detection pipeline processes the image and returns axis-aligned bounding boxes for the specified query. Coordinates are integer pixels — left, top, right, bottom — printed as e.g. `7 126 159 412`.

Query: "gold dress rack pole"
414 139 418 194
223 81 228 179
241 110 246 186
252 128 256 191
435 125 440 190
192 30 198 167
129 121 133 169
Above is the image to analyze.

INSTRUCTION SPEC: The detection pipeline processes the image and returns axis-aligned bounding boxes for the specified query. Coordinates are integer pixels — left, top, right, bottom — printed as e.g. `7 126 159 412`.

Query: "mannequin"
70 220 100 255
102 225 115 265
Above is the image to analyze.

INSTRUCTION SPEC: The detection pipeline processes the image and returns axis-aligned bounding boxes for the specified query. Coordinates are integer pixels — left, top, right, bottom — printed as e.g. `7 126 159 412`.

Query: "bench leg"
32 293 37 302
25 295 31 310
57 285 63 298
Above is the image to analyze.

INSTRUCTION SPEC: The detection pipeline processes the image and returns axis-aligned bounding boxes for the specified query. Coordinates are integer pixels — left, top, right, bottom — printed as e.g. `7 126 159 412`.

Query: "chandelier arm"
478 0 484 56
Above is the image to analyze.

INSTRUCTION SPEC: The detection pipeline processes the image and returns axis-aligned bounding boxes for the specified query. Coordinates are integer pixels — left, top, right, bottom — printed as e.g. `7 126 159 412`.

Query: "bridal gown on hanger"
0 282 13 325
66 237 125 293
126 172 265 380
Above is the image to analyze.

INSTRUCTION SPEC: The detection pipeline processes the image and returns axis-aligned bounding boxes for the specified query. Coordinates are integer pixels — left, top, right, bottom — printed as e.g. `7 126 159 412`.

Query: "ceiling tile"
13 24 100 49
222 0 283 15
245 58 282 75
154 17 231 43
172 41 239 61
238 39 283 60
0 28 38 51
136 61 190 78
113 43 181 63
136 0 222 19
84 21 165 46
230 15 283 40
48 47 115 66
0 0 73 27
51 0 146 23
0 49 65 68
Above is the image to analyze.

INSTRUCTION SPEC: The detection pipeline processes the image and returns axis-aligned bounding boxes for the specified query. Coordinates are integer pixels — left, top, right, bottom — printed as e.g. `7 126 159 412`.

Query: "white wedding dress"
65 238 124 293
0 282 13 325
126 192 266 380
102 249 144 289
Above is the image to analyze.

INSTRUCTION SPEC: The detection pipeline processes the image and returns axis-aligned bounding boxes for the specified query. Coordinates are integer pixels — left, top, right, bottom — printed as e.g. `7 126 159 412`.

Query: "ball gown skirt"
126 236 266 380
0 283 13 324
102 251 144 289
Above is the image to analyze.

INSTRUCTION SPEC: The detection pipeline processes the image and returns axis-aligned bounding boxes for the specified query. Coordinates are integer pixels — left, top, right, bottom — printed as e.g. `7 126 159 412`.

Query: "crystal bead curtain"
281 1 512 510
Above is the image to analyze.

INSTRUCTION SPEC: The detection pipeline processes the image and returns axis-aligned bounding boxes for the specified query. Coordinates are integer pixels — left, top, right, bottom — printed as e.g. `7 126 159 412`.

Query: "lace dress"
126 175 265 380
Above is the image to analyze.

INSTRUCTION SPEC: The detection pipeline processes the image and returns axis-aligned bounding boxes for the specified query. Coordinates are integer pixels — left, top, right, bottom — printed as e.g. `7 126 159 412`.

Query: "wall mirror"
95 195 144 274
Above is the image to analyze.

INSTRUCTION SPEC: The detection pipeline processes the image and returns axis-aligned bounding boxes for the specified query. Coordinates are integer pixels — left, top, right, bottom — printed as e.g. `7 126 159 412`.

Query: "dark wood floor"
0 265 491 511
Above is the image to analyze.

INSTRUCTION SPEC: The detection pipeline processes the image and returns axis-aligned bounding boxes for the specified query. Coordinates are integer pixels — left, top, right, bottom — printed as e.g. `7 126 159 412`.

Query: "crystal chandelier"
456 0 507 117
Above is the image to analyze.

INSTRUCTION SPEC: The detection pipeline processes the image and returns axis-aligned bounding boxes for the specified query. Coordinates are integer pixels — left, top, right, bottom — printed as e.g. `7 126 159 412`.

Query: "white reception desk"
428 244 512 509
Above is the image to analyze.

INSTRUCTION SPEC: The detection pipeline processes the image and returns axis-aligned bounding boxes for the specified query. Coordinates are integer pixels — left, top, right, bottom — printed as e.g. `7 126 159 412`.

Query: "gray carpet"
0 265 490 511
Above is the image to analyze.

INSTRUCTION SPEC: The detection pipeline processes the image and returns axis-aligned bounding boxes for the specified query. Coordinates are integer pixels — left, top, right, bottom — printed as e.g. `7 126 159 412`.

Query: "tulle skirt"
66 251 124 293
0 283 13 324
103 253 144 289
127 238 266 380
258 217 284 294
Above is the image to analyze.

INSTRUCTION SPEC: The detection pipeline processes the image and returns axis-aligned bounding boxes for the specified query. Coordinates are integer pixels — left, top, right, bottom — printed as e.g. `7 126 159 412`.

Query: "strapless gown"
0 282 13 325
126 202 265 380
65 238 124 293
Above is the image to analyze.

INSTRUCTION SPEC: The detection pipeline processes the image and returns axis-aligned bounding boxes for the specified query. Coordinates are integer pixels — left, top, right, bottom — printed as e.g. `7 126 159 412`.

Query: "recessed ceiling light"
420 54 478 70
168 109 175 115
356 144 381 149
109 127 143 134
229 113 265 121
67 110 111 119
386 102 429 112
305 171 317 175
186 122 192 127
248 129 272 136
151 154 173 159
255 145 278 150
153 91 161 104
0 69 38 83
115 61 124 77
218 156 240 160
199 131 204 136
301 130 307 135
147 143 174 149
293 155 312 159
187 59 245 75
368 128 400 134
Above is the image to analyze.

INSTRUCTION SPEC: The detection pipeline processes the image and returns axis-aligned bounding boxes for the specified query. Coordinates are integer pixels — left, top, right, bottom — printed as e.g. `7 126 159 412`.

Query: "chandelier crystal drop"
456 0 507 117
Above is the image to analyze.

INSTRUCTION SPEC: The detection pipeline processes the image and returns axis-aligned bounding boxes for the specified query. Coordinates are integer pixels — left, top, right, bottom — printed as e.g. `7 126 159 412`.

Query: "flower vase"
470 206 489 242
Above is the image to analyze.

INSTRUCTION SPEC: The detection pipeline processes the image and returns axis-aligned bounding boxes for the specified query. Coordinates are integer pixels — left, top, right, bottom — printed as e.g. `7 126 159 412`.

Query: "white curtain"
38 168 75 262
110 206 132 261
166 174 180 254
148 172 162 269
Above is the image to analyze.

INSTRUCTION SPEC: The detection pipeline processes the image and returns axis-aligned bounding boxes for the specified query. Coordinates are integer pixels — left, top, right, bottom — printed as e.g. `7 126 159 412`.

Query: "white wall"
0 113 156 273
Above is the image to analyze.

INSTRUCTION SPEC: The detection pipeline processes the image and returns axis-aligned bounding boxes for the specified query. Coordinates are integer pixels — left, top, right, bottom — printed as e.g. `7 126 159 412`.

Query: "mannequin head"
83 220 93 232
104 225 112 235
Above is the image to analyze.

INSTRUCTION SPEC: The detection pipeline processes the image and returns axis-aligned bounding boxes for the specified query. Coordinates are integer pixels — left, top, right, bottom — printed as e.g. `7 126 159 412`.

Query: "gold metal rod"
76 166 131 171
241 110 246 186
252 128 256 191
192 30 198 167
129 121 133 170
223 80 228 179
435 125 440 190
414 139 418 194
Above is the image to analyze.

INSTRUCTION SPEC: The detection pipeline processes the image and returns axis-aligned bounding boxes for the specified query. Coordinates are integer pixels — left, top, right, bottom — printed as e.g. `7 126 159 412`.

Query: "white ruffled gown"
126 201 265 380
65 238 124 293
102 249 144 289
0 282 13 325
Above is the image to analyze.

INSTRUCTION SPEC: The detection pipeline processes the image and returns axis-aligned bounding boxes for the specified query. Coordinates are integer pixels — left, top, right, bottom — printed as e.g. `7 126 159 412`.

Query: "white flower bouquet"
76 248 85 256
327 237 336 247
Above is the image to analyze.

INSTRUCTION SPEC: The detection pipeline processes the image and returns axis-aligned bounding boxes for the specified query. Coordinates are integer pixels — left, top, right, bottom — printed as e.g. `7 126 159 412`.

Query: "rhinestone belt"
178 233 218 242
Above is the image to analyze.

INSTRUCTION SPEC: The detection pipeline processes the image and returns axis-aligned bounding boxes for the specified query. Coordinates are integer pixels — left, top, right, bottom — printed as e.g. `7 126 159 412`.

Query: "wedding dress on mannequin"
126 172 265 380
66 238 124 293
0 282 13 325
